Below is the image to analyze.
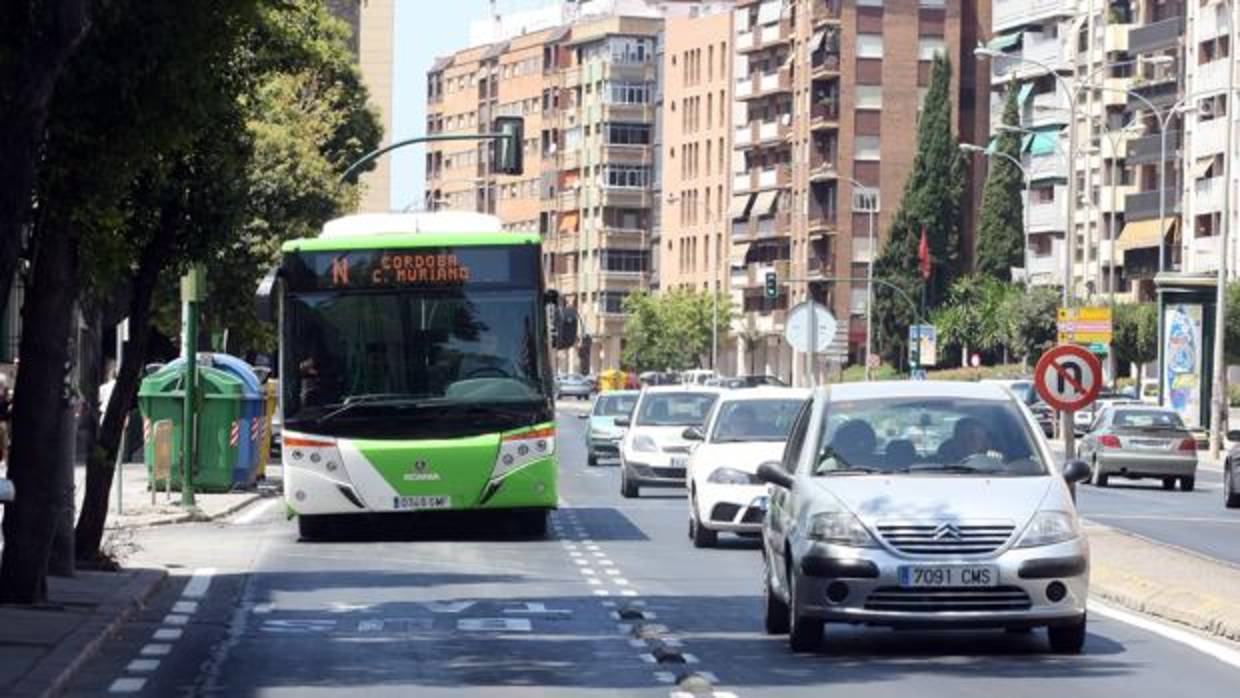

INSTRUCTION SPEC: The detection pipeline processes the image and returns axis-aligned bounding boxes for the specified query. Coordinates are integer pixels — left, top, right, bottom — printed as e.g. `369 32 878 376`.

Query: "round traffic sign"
866 353 880 369
1034 345 1104 413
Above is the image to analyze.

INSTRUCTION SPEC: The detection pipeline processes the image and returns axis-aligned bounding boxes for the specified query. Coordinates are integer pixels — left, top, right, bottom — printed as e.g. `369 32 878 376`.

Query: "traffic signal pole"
179 265 205 508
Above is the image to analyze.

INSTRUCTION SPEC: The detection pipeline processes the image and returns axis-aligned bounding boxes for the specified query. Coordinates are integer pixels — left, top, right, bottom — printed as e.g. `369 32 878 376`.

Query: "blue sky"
390 0 553 210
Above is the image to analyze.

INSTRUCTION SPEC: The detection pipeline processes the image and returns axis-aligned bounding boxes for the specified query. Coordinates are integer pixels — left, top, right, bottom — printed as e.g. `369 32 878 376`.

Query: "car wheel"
1180 476 1195 492
1047 613 1087 654
763 559 790 635
787 566 823 652
1162 477 1176 490
1226 464 1240 508
690 497 717 548
620 467 638 499
1090 459 1108 487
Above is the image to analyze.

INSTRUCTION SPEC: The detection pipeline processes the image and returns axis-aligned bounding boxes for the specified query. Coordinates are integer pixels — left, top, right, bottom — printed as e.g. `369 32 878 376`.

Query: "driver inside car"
937 417 998 463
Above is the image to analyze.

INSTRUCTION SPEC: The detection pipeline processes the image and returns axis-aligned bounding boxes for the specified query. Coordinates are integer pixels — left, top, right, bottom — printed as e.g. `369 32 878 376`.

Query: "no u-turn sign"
1034 345 1103 413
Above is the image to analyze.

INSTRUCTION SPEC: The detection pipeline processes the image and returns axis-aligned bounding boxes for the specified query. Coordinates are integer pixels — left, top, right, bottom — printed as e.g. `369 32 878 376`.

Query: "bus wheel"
517 510 548 538
298 515 330 541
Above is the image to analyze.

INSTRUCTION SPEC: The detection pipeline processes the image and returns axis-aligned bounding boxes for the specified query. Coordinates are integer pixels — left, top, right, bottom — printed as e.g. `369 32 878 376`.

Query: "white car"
685 388 810 547
617 386 723 498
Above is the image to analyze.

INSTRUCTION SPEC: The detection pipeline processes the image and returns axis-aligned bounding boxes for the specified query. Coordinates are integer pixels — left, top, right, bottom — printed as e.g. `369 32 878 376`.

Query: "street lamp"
844 177 879 380
959 142 1031 285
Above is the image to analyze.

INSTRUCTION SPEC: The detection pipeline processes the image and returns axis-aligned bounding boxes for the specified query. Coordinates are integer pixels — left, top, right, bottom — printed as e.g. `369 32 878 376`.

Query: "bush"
1230 384 1240 407
926 364 1028 382
838 364 900 383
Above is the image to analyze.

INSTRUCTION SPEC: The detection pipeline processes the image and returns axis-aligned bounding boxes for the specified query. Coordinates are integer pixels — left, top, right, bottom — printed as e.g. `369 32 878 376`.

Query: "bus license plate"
393 495 451 511
898 565 997 588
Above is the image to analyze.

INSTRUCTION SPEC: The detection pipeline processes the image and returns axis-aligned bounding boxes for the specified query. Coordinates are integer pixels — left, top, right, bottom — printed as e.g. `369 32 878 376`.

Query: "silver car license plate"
1130 438 1167 450
898 565 998 588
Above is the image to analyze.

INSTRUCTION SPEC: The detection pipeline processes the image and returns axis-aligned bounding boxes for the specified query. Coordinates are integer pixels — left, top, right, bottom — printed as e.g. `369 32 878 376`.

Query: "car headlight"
807 512 876 548
707 467 760 485
1014 510 1080 548
631 435 658 453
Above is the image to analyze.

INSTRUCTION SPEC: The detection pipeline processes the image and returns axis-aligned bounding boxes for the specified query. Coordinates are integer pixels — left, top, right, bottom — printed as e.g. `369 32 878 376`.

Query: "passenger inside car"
936 417 995 463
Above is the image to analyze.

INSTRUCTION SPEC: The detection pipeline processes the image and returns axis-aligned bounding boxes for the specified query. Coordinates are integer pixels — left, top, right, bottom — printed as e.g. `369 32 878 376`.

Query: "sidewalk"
75 462 272 529
0 568 165 698
1088 522 1240 644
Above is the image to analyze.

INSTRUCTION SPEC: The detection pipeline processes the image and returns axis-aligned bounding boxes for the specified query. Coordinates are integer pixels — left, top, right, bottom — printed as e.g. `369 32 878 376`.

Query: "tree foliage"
932 277 1059 366
874 54 965 363
1112 303 1158 369
975 85 1025 281
620 290 734 372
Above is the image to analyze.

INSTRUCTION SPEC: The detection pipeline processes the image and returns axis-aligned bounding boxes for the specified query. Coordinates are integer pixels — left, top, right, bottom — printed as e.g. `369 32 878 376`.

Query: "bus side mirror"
493 116 524 175
255 267 278 323
552 305 578 350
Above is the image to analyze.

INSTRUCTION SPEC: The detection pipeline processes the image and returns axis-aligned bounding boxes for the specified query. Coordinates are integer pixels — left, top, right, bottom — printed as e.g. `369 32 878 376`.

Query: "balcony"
809 151 838 181
755 118 791 144
1127 15 1184 55
1123 187 1180 222
1189 235 1221 273
602 145 653 166
851 236 873 264
558 189 581 211
1028 89 1069 127
1027 152 1067 181
1194 176 1225 214
808 206 837 234
738 19 792 53
810 103 840 129
734 76 752 99
600 188 652 209
1126 130 1180 166
735 124 753 147
811 0 841 25
992 34 1067 85
1098 185 1136 214
1128 76 1180 109
1198 2 1230 42
1027 246 1063 282
1192 119 1226 159
1028 189 1066 232
993 0 1073 34
602 103 654 123
1196 59 1229 95
733 173 751 192
732 212 792 241
1102 77 1133 107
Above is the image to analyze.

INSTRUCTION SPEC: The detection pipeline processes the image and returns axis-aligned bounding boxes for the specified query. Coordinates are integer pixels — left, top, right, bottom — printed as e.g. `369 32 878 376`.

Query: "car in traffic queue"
580 390 639 465
1073 392 1137 436
1226 429 1240 508
1077 406 1199 491
555 373 594 401
756 381 1093 654
617 386 722 498
684 388 810 548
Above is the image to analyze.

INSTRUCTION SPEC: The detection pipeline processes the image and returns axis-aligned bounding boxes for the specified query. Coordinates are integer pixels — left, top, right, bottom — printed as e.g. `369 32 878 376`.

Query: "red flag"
917 226 932 280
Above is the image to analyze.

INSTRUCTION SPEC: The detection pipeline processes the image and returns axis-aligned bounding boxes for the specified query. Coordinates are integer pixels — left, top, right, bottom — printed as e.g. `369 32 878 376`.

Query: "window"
918 36 945 61
854 135 881 160
609 36 653 64
600 291 630 313
606 122 651 145
856 33 884 59
607 81 652 104
603 165 651 188
856 85 883 109
601 249 649 273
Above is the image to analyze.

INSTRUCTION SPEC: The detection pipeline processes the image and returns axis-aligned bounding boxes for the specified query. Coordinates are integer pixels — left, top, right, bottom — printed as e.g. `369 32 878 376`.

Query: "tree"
873 54 966 363
620 290 734 372
0 0 93 321
75 0 380 566
1113 303 1158 375
0 0 263 603
975 85 1025 281
932 275 1012 366
1227 282 1240 366
1009 286 1060 362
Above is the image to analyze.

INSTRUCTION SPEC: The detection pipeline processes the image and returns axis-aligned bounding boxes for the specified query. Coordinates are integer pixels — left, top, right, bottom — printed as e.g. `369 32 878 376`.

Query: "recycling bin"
138 364 245 493
161 353 264 488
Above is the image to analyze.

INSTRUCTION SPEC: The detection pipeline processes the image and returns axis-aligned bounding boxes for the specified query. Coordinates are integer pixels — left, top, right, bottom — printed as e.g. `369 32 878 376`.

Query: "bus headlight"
284 434 346 482
492 426 555 480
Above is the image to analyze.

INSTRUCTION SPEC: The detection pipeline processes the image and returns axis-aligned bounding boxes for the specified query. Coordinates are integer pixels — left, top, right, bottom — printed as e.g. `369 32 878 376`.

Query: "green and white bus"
259 211 575 539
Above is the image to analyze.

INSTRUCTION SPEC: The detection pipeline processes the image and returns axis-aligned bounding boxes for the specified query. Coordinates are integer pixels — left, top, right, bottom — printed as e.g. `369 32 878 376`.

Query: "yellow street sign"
1057 306 1113 345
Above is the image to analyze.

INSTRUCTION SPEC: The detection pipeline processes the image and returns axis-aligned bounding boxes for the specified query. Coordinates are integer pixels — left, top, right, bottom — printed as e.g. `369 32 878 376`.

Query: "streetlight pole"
1211 0 1236 459
844 177 878 380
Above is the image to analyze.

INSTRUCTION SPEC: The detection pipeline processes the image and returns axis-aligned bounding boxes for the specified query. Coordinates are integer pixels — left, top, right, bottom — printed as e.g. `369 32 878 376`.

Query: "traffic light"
764 271 778 299
492 116 524 175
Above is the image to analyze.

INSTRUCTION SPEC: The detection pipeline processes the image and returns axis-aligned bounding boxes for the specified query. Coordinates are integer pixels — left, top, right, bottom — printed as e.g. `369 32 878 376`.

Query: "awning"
1017 82 1035 105
1025 127 1059 156
1192 156 1216 180
559 212 579 234
729 242 752 266
810 30 827 52
730 193 755 219
753 189 778 216
987 33 1023 51
1117 218 1177 251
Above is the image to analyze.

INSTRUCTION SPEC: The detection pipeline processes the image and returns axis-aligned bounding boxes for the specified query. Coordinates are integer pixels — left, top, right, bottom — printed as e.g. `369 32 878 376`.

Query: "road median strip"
1087 522 1240 645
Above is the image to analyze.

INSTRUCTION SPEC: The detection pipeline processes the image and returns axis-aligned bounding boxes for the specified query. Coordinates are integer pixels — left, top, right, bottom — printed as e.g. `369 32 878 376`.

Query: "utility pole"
180 265 205 508
1211 0 1237 459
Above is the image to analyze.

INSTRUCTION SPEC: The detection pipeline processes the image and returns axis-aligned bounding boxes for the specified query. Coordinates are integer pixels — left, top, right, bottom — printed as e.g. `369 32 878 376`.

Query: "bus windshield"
282 287 550 437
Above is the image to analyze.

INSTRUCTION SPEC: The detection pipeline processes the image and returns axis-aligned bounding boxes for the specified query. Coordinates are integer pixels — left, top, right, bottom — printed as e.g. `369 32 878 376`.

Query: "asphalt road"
63 408 1240 697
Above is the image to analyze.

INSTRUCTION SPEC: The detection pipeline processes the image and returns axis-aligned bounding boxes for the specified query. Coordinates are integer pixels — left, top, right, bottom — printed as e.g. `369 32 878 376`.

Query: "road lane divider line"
182 568 216 599
152 629 183 641
126 659 159 673
108 677 147 694
1089 599 1240 670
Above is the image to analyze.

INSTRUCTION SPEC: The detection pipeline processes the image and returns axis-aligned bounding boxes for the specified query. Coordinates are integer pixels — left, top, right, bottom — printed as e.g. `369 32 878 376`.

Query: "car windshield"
594 394 637 417
710 399 803 443
635 392 718 427
1113 410 1185 430
813 397 1047 477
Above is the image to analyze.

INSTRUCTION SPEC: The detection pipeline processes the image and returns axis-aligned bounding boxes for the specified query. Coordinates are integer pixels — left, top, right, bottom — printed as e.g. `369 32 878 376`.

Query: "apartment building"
332 0 395 213
731 0 986 383
659 10 738 369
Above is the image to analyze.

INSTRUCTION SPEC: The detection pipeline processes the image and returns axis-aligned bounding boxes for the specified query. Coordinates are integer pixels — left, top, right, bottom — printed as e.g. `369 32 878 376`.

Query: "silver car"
757 381 1092 654
1078 406 1198 491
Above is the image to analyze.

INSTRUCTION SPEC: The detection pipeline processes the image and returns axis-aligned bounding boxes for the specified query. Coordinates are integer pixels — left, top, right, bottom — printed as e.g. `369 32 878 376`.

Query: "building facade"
731 0 985 383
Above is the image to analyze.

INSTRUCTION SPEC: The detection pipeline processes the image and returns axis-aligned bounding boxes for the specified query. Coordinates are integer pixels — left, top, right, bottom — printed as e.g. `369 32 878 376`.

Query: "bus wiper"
314 394 438 425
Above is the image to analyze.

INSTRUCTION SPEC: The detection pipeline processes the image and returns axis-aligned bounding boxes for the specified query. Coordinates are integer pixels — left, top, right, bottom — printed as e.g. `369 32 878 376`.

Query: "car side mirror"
756 462 794 489
1061 459 1092 485
682 426 704 441
614 416 631 427
255 266 278 323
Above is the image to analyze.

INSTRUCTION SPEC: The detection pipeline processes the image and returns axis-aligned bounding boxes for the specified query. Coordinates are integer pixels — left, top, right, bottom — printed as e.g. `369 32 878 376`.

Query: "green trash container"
138 364 246 493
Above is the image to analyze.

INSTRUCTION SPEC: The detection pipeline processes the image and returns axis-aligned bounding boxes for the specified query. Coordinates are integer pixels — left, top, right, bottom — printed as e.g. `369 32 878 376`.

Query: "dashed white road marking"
357 619 385 633
153 628 183 641
126 659 160 673
232 498 277 525
580 568 596 576
182 568 216 599
613 578 630 586
593 589 611 596
108 677 146 693
172 601 199 614
140 643 172 656
620 590 639 597
162 613 190 626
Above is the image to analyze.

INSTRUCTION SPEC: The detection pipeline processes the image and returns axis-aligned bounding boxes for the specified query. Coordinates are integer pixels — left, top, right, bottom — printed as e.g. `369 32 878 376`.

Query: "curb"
106 492 267 530
8 568 166 698
1087 524 1240 645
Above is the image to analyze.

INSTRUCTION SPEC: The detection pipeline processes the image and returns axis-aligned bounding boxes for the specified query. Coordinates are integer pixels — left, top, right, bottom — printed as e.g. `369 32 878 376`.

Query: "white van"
681 369 717 386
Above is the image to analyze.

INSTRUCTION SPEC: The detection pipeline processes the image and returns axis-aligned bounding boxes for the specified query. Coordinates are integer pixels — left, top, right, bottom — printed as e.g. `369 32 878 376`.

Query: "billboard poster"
1163 303 1203 429
908 324 937 367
